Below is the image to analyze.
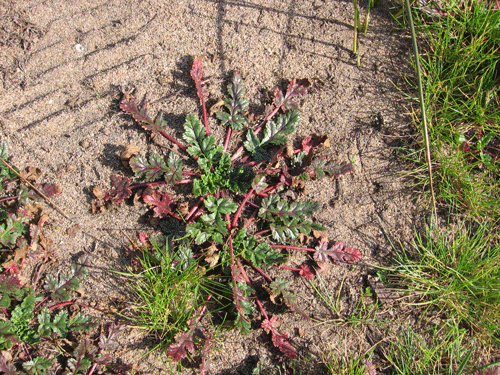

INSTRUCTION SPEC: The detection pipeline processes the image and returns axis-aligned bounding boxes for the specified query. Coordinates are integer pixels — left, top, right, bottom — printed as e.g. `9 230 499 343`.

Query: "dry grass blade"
405 0 438 226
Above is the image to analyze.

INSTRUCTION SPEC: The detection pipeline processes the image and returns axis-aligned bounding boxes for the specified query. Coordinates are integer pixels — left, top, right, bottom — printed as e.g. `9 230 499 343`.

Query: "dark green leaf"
130 153 167 181
216 72 249 130
259 194 320 221
22 356 52 375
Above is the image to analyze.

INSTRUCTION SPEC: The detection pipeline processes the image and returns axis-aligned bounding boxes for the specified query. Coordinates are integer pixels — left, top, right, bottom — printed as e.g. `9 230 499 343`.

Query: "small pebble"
80 140 90 149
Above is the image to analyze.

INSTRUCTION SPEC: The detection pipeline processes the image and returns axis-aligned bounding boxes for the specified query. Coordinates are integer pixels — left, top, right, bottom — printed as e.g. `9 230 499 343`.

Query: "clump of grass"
383 324 476 375
392 220 500 343
408 2 500 219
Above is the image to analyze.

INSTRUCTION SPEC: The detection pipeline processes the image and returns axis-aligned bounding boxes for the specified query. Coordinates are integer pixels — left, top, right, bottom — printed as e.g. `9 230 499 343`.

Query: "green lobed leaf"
11 293 40 344
270 218 325 243
44 259 89 302
37 307 53 337
68 312 91 332
244 110 300 162
186 222 225 244
22 356 52 375
183 114 222 161
228 165 255 194
216 72 249 130
259 194 320 221
130 153 167 181
0 214 28 248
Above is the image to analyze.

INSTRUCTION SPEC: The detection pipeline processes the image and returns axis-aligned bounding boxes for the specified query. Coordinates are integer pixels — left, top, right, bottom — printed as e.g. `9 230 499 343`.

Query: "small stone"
80 140 90 149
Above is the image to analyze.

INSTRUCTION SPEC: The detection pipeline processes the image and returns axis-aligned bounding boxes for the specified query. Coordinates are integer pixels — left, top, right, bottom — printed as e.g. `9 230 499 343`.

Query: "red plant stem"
249 263 272 283
223 127 232 153
170 212 182 221
159 129 188 152
243 161 258 168
278 265 300 272
0 195 20 203
245 200 259 209
270 244 316 252
253 229 270 237
182 170 201 176
244 208 259 228
201 97 210 136
255 295 269 321
48 301 74 311
185 195 206 221
231 188 254 228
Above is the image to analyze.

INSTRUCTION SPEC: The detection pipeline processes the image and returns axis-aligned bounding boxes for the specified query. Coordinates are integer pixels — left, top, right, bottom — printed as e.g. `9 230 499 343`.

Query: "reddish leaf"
271 331 297 359
261 316 278 334
104 176 132 203
167 332 195 362
0 274 22 293
191 57 206 101
142 190 174 218
364 360 377 375
298 264 314 280
138 232 148 243
120 98 163 134
273 79 307 112
37 183 62 198
262 317 297 358
314 241 362 265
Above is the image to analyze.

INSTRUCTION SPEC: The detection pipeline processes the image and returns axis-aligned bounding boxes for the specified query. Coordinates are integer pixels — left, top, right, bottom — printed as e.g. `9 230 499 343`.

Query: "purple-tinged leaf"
0 274 22 294
120 98 163 134
130 154 167 181
273 79 307 112
142 190 174 218
314 241 362 265
104 175 132 203
271 331 297 359
99 322 120 352
191 57 206 101
36 183 62 198
261 316 297 359
0 353 16 375
167 332 195 362
364 360 377 375
298 264 314 280
311 157 354 179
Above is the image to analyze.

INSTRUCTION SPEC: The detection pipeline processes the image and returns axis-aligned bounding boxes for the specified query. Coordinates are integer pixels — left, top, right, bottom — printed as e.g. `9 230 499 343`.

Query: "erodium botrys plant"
95 58 360 370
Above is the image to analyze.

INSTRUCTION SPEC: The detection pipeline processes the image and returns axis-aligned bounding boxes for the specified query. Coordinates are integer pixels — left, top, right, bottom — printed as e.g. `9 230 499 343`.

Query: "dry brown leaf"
316 261 329 274
93 185 105 200
178 201 189 217
205 253 219 268
19 166 41 181
2 245 28 270
91 199 105 214
66 224 80 237
209 99 225 116
297 327 306 337
285 143 294 158
120 144 141 166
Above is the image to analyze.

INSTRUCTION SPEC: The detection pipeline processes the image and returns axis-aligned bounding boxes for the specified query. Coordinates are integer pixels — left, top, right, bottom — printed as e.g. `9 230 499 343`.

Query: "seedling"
96 58 360 368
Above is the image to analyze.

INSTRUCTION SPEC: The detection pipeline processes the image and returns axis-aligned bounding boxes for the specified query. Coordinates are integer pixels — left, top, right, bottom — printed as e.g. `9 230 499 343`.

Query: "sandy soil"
0 0 420 373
